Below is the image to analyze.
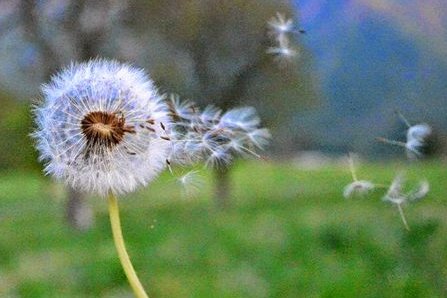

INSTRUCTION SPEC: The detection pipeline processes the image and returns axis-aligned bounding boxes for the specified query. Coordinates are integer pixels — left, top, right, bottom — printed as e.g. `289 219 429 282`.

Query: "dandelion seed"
268 12 294 37
382 174 429 230
377 112 432 159
266 44 298 63
342 153 375 198
177 170 204 197
408 180 430 202
383 174 406 205
343 180 375 199
247 129 271 149
32 59 171 196
168 94 196 120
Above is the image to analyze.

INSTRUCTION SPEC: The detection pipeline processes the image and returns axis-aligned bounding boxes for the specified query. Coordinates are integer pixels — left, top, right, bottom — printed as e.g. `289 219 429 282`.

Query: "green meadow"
1 161 446 297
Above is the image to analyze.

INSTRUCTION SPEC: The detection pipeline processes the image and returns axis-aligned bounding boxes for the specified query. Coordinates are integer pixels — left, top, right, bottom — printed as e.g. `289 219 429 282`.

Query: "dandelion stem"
108 193 149 298
395 110 411 128
376 137 406 147
347 153 358 181
397 204 410 231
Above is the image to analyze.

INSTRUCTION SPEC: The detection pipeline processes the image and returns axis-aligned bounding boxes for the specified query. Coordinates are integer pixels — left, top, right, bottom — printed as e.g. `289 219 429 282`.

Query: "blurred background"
0 0 447 297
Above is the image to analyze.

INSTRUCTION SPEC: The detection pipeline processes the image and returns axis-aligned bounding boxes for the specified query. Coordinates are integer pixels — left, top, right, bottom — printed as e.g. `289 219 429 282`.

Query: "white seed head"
343 180 375 199
405 123 432 159
407 123 431 141
33 59 171 196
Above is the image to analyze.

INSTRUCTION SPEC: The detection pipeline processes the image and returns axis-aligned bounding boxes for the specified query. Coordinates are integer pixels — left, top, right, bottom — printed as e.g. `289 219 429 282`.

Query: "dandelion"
33 60 270 296
32 59 172 298
382 174 429 230
343 153 375 198
377 111 432 159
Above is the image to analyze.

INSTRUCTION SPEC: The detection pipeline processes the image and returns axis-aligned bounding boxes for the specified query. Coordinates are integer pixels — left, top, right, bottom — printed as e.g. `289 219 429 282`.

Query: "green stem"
397 204 410 231
108 193 149 298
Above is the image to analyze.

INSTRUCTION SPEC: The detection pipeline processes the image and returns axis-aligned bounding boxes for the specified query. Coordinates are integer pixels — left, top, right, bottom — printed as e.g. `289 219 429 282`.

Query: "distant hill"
293 0 447 156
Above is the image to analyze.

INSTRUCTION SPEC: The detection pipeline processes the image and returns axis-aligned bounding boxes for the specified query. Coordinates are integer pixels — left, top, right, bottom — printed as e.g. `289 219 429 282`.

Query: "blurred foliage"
0 161 446 297
0 92 39 172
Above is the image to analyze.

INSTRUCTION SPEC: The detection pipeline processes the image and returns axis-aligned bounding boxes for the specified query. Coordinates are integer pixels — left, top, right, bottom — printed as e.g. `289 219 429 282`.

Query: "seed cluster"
81 111 136 150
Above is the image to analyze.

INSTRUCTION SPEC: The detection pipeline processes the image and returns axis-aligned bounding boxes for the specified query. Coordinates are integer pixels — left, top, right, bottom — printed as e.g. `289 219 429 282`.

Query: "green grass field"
0 160 446 297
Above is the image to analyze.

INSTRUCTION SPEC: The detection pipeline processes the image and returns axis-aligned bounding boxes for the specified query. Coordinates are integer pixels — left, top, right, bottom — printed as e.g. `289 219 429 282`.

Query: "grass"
0 160 446 297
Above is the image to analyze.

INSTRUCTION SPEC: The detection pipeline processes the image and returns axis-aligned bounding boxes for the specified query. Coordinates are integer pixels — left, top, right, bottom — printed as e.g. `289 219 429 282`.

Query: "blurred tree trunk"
66 187 94 231
188 20 270 208
214 166 231 209
210 54 269 209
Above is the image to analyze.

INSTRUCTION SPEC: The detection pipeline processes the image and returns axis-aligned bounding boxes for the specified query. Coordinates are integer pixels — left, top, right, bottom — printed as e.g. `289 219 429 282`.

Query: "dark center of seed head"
81 111 135 149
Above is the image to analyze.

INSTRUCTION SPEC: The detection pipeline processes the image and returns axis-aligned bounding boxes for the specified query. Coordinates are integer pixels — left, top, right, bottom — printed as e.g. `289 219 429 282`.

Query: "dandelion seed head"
33 59 171 196
404 124 431 159
407 123 431 141
343 180 375 198
405 139 424 159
